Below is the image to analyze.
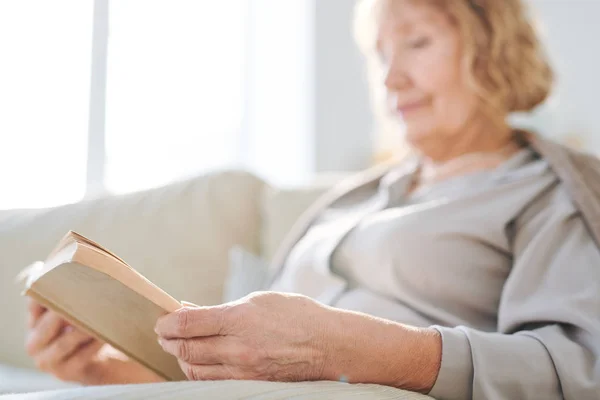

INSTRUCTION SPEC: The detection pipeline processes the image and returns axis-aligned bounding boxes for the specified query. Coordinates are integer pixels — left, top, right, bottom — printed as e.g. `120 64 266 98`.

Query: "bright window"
0 0 248 209
105 0 247 194
0 1 93 209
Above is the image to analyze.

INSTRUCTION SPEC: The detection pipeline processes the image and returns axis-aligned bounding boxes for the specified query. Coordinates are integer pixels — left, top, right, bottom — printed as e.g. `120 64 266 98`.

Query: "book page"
68 231 130 266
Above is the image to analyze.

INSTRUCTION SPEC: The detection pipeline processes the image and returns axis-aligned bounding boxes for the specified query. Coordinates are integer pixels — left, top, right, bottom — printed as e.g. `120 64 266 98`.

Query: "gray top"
270 148 600 400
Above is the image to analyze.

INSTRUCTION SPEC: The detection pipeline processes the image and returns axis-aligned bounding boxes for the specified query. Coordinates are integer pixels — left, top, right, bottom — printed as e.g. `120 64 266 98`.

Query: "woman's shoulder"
517 178 577 225
525 131 600 243
522 130 600 186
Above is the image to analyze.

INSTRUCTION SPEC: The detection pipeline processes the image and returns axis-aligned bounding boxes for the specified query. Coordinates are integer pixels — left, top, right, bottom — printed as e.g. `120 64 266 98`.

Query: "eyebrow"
374 19 430 54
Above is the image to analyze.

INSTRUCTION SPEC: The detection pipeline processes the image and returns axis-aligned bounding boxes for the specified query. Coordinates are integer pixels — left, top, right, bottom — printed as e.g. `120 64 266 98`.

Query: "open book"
17 231 187 381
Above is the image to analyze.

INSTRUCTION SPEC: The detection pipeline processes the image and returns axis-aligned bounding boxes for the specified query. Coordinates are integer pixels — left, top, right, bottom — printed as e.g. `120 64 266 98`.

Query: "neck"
409 121 521 188
416 120 514 163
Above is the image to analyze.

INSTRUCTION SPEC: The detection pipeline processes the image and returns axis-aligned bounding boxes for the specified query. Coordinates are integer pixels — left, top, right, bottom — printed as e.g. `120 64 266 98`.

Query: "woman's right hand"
25 298 164 385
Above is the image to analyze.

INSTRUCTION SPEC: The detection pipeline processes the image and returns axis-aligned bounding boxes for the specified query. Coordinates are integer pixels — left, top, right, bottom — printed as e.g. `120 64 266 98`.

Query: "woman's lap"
0 380 433 400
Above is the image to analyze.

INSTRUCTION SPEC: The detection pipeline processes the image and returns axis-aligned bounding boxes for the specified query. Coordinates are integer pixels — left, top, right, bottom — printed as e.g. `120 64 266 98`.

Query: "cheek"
412 40 460 90
414 49 478 130
438 82 480 133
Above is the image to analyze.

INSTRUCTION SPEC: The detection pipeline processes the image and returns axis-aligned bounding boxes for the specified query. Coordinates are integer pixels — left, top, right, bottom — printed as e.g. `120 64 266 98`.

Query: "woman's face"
376 0 481 151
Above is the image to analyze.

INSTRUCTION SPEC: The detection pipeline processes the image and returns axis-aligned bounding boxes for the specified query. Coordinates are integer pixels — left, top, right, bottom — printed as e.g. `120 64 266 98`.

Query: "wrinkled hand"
26 298 165 385
25 298 108 383
155 292 334 382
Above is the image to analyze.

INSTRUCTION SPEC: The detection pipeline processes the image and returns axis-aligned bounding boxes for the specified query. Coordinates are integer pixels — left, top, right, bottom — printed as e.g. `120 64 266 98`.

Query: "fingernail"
157 338 164 347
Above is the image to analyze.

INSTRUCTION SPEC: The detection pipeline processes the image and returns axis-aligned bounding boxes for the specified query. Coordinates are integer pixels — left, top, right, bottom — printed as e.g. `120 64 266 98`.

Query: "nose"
383 59 411 93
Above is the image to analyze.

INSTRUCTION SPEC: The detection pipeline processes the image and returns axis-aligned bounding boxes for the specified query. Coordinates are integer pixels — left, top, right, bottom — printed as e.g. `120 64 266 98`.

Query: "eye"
407 36 430 49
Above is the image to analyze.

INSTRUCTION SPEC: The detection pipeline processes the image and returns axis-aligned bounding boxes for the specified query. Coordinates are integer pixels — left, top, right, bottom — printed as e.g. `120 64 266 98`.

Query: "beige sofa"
0 170 432 399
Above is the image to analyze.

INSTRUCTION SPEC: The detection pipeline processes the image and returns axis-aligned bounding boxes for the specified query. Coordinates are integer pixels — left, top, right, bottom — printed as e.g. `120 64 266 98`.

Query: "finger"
60 340 105 378
155 305 228 339
35 329 94 371
27 298 47 328
26 312 65 356
178 360 237 381
158 337 227 365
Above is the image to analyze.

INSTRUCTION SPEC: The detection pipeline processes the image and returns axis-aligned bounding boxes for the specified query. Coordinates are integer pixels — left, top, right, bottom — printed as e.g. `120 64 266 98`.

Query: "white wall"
244 0 372 187
314 0 372 173
244 0 316 187
514 0 600 152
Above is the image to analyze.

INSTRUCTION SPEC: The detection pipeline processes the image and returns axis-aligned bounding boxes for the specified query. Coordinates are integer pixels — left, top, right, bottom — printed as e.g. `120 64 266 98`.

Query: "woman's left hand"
155 292 334 382
155 291 441 391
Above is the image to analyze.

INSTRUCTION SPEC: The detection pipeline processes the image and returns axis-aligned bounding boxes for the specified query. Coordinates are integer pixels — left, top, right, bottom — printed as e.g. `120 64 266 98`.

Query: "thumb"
155 304 228 339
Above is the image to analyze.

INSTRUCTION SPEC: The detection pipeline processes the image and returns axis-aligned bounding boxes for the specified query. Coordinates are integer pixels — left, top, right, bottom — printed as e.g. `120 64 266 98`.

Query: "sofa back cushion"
260 174 345 262
0 171 265 368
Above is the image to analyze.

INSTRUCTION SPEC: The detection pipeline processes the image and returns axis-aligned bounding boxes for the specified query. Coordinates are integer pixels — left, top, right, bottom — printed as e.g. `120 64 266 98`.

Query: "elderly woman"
25 0 600 398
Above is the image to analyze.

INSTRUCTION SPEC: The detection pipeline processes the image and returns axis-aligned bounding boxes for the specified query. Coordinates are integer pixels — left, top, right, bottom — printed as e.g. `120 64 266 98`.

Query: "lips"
396 99 428 115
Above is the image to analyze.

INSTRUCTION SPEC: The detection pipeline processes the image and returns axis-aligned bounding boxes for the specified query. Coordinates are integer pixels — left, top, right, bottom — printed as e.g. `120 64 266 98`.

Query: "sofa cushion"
0 170 266 368
223 246 269 302
260 178 342 262
0 380 434 399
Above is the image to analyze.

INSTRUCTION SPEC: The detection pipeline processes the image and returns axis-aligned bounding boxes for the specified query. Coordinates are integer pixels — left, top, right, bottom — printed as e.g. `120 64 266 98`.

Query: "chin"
404 126 455 160
404 126 437 149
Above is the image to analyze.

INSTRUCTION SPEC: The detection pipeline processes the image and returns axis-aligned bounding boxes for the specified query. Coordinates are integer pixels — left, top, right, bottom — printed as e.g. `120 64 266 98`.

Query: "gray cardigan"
270 131 600 269
267 131 600 399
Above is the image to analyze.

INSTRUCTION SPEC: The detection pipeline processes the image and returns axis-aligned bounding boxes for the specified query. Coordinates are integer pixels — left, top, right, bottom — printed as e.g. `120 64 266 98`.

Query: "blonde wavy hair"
355 0 554 114
354 0 555 159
